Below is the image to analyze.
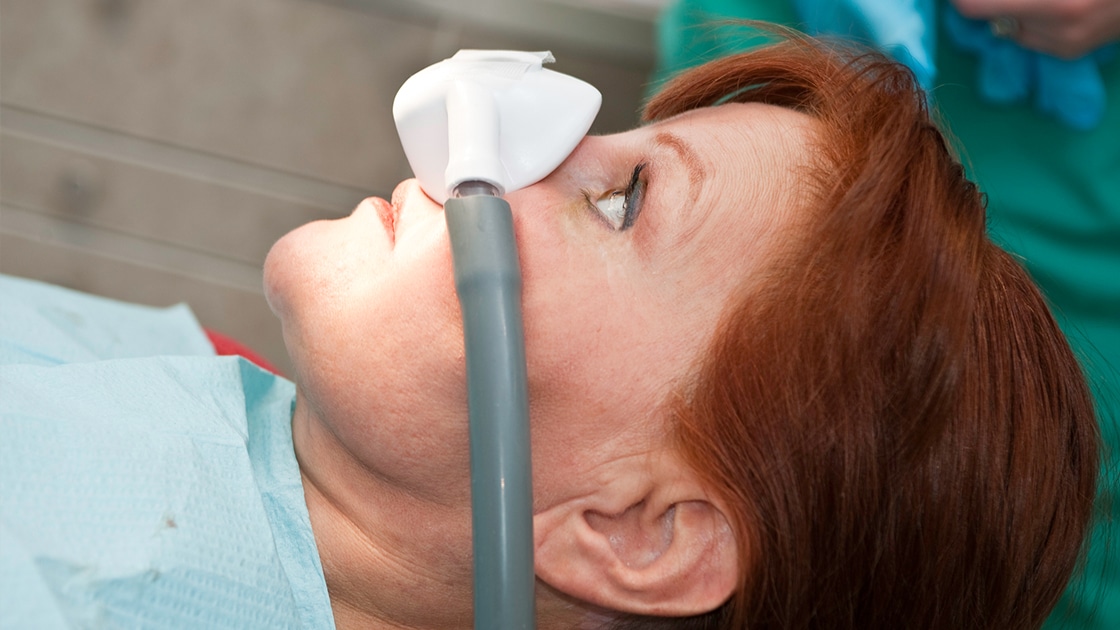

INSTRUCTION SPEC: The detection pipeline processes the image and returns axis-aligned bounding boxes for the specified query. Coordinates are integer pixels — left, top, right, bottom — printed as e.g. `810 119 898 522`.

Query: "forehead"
648 102 817 177
639 102 818 266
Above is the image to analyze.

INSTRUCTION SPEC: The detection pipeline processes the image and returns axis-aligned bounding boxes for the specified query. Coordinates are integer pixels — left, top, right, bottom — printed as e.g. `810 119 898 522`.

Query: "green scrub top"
656 2 1120 628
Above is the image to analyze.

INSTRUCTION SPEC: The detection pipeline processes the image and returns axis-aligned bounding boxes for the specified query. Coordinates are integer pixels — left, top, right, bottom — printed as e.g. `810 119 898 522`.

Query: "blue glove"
793 1 1113 129
944 5 1113 130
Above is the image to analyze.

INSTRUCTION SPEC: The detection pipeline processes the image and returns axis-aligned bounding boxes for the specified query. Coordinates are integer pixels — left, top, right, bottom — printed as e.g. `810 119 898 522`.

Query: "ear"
534 453 740 617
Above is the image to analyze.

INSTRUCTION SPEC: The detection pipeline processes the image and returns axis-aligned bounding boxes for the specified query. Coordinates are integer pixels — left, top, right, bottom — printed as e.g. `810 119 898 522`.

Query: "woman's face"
264 102 816 508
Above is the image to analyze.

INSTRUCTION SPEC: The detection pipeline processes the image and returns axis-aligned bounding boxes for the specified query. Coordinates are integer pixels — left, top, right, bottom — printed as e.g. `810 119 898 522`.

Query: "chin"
263 216 371 319
262 225 305 320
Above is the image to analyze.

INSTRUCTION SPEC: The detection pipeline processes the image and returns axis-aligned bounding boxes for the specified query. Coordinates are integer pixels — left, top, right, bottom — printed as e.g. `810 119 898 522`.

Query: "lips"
372 179 443 247
370 196 397 245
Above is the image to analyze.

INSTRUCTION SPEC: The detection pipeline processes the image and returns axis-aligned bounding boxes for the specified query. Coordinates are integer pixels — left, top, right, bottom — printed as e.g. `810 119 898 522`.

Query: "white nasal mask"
393 50 602 204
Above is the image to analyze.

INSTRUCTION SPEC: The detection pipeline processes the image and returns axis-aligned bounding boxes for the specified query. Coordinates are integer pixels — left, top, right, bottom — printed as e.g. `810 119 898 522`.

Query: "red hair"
637 33 1099 629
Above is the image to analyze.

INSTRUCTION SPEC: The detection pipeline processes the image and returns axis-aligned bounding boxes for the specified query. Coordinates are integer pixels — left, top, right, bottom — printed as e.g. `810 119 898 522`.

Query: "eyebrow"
652 131 709 248
653 131 705 205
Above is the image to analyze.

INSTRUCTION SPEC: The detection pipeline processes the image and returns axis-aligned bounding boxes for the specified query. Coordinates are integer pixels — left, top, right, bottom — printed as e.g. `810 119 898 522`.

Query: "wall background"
0 0 658 374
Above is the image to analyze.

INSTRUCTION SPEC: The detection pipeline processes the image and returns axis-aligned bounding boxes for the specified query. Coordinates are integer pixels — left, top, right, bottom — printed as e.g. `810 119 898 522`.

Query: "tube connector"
454 180 500 198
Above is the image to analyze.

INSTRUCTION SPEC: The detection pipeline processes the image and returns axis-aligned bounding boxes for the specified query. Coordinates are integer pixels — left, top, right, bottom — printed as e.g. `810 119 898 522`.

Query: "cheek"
265 206 467 411
277 223 474 491
520 260 672 442
516 239 719 497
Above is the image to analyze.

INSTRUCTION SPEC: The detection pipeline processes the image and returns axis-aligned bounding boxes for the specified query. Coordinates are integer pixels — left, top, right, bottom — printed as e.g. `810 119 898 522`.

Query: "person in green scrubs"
654 2 1119 627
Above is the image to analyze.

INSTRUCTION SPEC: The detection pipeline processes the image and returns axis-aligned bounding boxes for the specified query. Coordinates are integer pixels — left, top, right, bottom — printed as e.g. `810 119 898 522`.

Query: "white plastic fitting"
393 50 602 203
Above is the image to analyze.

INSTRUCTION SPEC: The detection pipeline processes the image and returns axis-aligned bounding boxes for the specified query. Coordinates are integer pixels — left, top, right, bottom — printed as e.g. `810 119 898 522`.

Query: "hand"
952 0 1120 59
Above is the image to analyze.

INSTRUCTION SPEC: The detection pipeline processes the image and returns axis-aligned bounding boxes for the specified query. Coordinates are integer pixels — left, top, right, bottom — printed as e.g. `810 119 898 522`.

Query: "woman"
0 34 1098 629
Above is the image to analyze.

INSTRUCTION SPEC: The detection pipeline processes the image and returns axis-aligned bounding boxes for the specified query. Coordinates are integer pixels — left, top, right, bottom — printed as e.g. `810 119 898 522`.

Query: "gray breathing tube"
393 50 600 629
446 182 535 629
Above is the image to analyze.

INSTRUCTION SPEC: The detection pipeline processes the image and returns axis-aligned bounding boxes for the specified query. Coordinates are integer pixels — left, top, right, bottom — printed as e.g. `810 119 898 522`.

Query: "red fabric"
204 328 283 377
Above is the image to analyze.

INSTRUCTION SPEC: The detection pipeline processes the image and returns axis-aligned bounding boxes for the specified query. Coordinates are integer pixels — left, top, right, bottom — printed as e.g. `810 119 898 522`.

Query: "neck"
293 400 475 630
291 397 606 630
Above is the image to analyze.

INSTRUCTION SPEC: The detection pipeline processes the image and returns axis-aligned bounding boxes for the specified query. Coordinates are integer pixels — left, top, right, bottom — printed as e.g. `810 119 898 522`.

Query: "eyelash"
585 163 647 231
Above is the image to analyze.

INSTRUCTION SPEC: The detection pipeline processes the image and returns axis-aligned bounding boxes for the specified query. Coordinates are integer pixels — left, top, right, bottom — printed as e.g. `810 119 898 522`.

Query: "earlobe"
534 478 740 617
